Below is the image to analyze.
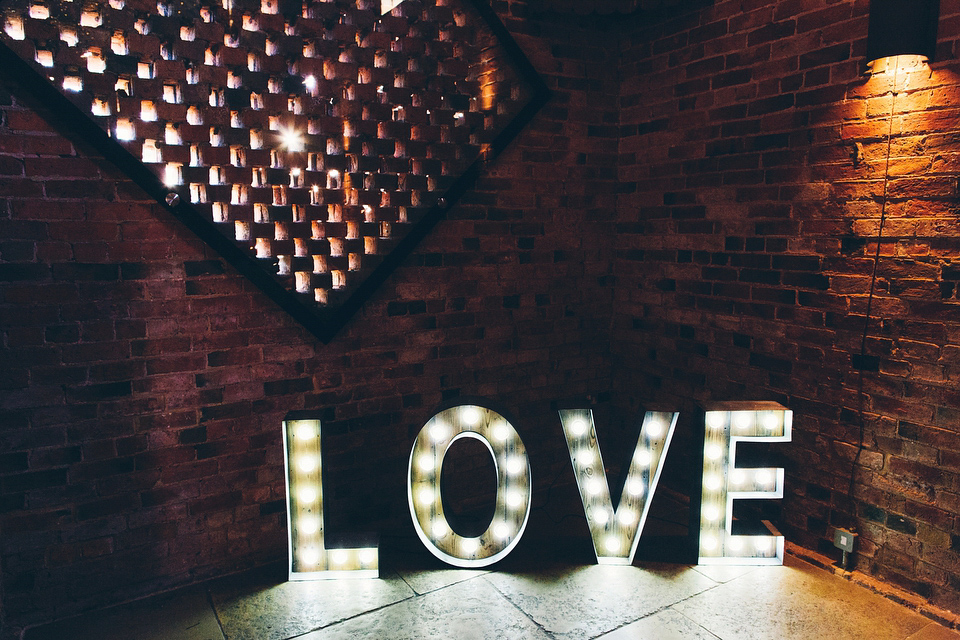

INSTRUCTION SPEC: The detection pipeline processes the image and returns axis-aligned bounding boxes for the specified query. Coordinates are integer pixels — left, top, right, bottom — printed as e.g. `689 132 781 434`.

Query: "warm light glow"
569 417 588 437
633 449 652 467
417 453 435 472
283 419 379 580
299 515 319 534
559 410 679 565
698 404 791 566
591 507 609 525
417 486 435 505
604 536 620 554
429 420 450 442
300 547 320 566
280 127 304 152
706 412 725 430
460 405 481 426
408 405 532 568
585 477 603 496
298 455 318 473
868 54 928 76
296 423 315 440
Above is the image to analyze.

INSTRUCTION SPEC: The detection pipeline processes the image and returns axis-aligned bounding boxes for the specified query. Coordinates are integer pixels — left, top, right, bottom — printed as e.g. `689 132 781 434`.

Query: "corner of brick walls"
614 0 960 614
0 9 621 633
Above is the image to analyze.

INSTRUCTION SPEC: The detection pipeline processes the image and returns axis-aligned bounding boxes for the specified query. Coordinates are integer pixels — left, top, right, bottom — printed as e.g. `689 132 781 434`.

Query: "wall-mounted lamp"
866 0 940 68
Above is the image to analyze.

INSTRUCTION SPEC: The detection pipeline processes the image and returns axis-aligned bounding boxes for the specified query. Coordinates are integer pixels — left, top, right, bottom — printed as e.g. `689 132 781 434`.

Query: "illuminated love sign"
281 401 792 580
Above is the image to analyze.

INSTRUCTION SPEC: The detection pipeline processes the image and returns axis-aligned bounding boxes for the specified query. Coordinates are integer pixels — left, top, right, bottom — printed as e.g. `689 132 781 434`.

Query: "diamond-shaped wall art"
0 0 548 342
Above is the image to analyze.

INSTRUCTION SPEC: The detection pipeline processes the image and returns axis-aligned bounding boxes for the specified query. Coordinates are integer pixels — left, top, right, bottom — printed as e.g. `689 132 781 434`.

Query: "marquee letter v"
558 410 678 565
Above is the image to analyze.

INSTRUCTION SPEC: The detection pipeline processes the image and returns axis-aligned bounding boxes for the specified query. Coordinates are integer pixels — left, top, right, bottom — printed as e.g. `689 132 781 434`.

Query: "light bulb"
505 490 523 509
417 487 435 505
295 422 315 440
493 521 511 539
428 420 449 442
569 417 588 437
626 478 645 496
461 538 479 554
331 550 348 564
299 515 319 534
645 419 663 438
731 470 745 485
705 444 723 460
506 457 524 475
431 519 448 538
728 537 743 552
591 507 610 525
460 406 481 426
704 475 721 491
578 449 596 466
733 412 752 431
585 477 603 496
604 535 620 553
762 412 779 431
298 455 318 473
617 509 636 526
359 548 376 565
418 454 435 472
702 505 720 521
492 422 510 441
701 534 718 551
633 449 652 467
755 470 773 486
754 537 772 552
299 547 320 566
298 486 317 504
705 412 725 430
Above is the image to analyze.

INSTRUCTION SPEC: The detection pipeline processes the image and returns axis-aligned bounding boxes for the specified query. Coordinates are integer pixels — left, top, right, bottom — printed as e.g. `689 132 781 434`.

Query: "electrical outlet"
834 528 857 553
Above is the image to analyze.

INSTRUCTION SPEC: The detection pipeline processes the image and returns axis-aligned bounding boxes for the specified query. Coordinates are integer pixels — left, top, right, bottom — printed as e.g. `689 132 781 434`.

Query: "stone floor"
24 538 960 640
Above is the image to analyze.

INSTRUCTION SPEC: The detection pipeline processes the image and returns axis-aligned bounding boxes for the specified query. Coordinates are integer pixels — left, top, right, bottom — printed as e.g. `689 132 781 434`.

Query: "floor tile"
906 623 960 640
484 562 716 640
210 568 414 640
389 556 489 595
674 555 932 640
24 586 223 640
691 563 759 583
594 608 721 640
297 577 552 640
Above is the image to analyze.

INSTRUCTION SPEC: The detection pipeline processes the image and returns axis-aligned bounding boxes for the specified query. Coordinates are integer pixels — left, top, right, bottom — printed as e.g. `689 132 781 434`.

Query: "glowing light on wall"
698 403 792 565
408 405 532 568
282 418 378 580
559 410 679 565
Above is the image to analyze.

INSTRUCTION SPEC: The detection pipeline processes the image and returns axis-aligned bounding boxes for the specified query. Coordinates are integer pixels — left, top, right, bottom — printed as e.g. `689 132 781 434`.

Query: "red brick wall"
5 0 960 634
0 7 620 634
615 0 960 615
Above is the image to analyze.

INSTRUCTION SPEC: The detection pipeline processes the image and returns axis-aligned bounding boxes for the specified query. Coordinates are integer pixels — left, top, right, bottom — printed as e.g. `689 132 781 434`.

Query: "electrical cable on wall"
848 64 899 503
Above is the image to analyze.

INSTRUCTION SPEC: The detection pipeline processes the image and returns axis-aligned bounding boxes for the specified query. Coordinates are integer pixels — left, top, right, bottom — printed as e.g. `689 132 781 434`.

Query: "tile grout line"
481 573 557 638
578 569 733 640
206 587 229 640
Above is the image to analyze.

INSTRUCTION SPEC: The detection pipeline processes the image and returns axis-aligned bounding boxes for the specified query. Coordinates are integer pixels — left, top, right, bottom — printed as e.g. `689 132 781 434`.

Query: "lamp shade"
866 0 940 64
